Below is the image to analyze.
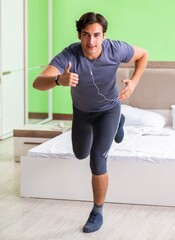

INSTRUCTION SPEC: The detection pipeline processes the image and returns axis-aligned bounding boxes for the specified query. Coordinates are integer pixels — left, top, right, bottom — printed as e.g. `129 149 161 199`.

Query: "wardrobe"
0 0 52 139
0 0 25 139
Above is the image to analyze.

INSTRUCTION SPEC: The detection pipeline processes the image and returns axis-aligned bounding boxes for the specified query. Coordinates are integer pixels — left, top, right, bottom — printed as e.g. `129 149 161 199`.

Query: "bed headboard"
117 62 175 109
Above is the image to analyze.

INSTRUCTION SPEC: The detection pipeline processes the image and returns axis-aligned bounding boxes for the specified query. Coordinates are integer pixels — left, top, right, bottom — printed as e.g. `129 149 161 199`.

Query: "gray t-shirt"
50 39 134 112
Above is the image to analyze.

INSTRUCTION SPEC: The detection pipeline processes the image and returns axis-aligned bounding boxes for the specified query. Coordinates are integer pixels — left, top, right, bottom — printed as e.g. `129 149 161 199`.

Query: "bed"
20 62 175 206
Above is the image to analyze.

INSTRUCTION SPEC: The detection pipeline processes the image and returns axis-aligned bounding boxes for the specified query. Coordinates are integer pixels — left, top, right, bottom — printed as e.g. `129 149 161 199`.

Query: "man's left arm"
118 46 148 101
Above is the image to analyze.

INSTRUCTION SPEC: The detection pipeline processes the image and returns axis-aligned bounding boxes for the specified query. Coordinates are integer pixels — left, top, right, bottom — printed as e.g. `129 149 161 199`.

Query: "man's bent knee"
74 151 89 160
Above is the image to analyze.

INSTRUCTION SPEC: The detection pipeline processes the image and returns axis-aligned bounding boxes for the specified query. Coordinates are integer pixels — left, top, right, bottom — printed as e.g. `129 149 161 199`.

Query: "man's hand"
118 46 148 101
118 79 138 101
59 62 79 87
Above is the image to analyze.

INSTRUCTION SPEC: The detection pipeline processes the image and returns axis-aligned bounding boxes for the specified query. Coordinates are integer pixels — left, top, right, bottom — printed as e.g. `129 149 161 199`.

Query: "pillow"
121 105 166 128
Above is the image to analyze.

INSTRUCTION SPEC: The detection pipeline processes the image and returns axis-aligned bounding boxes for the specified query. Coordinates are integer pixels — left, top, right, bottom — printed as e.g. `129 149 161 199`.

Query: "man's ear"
78 33 81 39
103 32 106 40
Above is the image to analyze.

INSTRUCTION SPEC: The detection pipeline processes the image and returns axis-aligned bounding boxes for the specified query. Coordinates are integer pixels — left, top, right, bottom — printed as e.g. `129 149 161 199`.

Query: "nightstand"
13 124 70 161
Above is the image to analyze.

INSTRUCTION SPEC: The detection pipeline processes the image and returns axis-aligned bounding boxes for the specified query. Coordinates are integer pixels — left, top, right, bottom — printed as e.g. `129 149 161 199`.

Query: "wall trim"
53 114 73 120
29 113 72 120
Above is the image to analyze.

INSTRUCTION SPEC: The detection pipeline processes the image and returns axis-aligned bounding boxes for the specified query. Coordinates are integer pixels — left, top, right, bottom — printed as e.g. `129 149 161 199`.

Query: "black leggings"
72 104 121 175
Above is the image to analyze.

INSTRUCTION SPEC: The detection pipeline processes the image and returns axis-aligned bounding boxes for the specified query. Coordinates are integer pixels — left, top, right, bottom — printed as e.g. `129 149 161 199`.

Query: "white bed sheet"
27 127 175 163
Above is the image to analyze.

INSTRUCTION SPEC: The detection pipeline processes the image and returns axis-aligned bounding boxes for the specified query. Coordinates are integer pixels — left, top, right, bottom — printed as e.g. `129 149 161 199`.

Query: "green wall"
53 0 175 60
29 0 175 115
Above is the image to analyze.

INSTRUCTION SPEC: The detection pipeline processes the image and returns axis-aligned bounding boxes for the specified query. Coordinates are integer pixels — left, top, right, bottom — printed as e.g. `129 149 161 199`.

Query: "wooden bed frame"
20 62 175 206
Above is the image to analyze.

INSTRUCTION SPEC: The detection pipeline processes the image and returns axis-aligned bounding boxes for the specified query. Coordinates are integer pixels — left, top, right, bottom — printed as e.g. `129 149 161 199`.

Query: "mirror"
24 0 52 125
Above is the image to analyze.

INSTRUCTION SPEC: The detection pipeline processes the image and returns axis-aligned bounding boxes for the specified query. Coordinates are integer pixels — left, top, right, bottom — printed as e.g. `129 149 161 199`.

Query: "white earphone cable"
85 57 116 102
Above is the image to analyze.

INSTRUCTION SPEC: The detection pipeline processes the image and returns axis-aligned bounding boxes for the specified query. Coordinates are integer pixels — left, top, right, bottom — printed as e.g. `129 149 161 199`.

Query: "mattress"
27 126 175 163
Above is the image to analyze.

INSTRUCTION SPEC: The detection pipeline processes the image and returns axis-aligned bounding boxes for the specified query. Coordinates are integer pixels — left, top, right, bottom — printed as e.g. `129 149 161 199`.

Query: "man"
33 12 148 233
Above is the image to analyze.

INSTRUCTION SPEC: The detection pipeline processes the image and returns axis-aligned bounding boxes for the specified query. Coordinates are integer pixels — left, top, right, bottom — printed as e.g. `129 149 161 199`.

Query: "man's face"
79 23 105 59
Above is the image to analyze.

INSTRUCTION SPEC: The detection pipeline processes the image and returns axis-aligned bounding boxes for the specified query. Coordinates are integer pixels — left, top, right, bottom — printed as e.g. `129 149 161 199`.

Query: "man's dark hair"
76 12 108 33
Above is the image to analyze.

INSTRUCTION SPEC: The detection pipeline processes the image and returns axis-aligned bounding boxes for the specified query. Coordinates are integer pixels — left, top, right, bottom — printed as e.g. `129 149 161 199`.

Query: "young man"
33 12 148 233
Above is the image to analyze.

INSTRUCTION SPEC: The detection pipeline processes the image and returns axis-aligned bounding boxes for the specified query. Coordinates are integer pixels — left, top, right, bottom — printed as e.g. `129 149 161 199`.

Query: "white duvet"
27 126 175 163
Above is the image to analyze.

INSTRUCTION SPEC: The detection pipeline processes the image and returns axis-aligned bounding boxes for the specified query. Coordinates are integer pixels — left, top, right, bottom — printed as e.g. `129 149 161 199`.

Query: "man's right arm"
33 62 79 91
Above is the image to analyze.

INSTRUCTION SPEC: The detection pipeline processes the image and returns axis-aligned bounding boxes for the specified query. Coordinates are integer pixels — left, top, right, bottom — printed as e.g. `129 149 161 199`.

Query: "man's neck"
82 48 102 60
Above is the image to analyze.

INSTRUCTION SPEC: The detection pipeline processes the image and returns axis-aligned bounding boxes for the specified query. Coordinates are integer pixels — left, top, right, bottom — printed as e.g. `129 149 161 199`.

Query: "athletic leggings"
72 103 121 175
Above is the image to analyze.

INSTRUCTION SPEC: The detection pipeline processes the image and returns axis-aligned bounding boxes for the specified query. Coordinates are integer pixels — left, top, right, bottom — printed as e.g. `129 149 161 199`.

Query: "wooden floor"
1 136 175 240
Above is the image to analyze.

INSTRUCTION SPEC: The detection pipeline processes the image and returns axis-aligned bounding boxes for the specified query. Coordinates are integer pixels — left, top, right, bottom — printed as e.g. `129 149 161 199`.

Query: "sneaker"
115 114 125 143
83 210 103 233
